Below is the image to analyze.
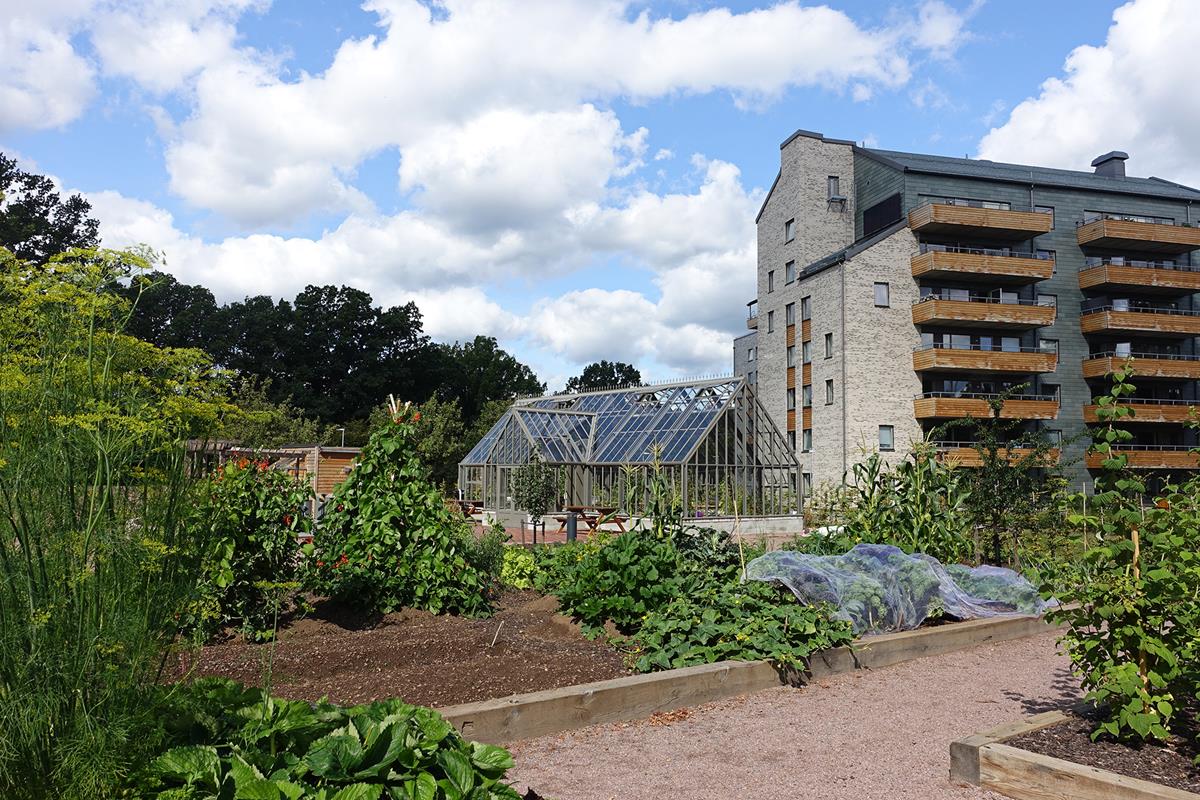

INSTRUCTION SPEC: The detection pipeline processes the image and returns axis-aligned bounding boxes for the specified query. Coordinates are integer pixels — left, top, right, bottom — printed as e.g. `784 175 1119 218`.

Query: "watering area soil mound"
173 590 629 708
1006 711 1200 793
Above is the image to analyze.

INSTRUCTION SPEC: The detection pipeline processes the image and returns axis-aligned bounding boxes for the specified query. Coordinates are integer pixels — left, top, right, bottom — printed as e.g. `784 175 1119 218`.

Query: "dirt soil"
1006 713 1200 793
174 591 629 708
506 631 1082 800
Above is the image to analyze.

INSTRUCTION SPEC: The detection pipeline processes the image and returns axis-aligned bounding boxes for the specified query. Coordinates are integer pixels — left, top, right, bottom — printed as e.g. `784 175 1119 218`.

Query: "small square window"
802 342 812 364
784 219 795 243
747 346 756 362
801 296 811 321
785 260 796 283
802 385 812 408
879 425 895 452
802 429 812 452
767 270 775 293
786 302 796 326
825 379 834 405
824 332 833 358
786 345 795 368
767 310 775 333
874 282 890 308
1038 293 1057 308
786 388 796 411
827 175 840 198
1039 339 1058 355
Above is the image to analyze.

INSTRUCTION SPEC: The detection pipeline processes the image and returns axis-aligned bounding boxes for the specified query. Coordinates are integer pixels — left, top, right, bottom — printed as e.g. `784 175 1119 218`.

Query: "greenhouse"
458 376 800 519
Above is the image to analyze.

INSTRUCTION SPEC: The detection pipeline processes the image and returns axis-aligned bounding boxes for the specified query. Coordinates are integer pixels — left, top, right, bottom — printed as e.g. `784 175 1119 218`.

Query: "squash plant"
1048 365 1200 742
306 402 490 616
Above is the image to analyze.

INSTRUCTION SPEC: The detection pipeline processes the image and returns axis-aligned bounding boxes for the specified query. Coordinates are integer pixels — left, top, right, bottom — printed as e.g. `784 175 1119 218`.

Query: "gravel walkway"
507 630 1079 800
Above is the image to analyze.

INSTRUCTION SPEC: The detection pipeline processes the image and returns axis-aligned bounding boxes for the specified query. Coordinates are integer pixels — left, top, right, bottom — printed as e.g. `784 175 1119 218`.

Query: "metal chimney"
1091 151 1129 178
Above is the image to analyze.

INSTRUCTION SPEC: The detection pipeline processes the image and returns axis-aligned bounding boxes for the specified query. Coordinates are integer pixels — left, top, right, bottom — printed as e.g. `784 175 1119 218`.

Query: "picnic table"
454 499 483 518
553 505 628 534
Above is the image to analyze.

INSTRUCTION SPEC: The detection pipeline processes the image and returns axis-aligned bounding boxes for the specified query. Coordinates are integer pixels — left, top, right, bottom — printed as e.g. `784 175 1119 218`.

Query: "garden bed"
173 590 629 707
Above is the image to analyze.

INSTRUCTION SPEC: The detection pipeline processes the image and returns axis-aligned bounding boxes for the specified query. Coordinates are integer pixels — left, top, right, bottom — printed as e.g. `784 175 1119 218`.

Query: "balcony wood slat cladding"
1078 264 1200 293
939 447 1060 468
910 251 1053 284
907 204 1052 240
1076 218 1200 254
1083 355 1200 380
913 397 1060 420
786 410 795 430
1080 310 1200 336
802 408 812 428
786 325 796 346
1082 403 1198 423
801 363 812 385
746 316 758 330
801 319 812 342
912 299 1056 330
786 366 796 389
912 349 1057 374
1086 450 1200 470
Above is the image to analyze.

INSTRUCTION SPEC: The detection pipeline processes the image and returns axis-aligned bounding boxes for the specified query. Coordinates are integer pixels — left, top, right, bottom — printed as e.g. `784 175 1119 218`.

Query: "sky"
3 0 1196 391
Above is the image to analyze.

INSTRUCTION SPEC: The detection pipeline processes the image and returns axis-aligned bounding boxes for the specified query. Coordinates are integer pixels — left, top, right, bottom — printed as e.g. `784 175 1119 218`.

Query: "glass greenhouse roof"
460 377 745 466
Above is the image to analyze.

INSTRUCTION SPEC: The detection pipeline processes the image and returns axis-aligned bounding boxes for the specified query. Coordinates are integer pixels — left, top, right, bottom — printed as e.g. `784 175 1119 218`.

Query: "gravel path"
507 630 1079 800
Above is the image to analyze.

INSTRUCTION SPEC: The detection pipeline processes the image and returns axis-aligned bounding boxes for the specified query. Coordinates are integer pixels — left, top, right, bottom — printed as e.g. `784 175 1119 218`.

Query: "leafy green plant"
500 548 538 590
306 402 490 616
189 457 313 641
511 452 558 523
1048 364 1200 743
137 678 521 799
554 533 681 634
627 581 853 672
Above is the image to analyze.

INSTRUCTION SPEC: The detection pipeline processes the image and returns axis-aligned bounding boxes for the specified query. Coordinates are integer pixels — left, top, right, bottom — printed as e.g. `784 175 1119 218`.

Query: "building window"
747 346 756 362
767 270 775 293
824 332 833 359
767 310 775 333
802 472 812 496
748 370 756 384
1039 339 1059 355
788 431 796 450
786 345 795 368
824 379 834 405
786 388 796 410
878 425 895 452
1037 249 1057 274
802 429 812 452
827 175 840 198
785 302 796 325
801 296 811 321
1034 205 1054 228
1037 293 1057 307
1046 429 1063 445
785 260 796 283
802 341 811 364
1043 383 1060 400
874 282 890 308
784 218 795 243
802 385 812 408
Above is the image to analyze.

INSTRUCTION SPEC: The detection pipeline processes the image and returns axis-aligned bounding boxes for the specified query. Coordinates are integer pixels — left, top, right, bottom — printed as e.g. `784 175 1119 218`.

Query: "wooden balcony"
1083 354 1200 381
912 347 1057 375
908 203 1052 240
912 298 1056 330
1076 217 1200 254
1083 401 1198 424
936 445 1060 468
1080 308 1200 337
1085 448 1200 470
911 249 1053 284
1078 262 1200 293
913 394 1060 420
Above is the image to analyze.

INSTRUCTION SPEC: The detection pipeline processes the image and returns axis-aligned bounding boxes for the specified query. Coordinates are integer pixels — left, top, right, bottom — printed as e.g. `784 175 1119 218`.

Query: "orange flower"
236 457 249 469
413 411 421 422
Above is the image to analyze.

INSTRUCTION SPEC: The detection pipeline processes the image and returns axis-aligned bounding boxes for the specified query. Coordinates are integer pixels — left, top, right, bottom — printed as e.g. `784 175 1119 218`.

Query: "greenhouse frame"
458 376 800 518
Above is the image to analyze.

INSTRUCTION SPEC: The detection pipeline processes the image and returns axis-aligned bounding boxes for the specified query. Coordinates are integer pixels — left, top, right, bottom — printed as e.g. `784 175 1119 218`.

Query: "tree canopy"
0 154 100 262
564 360 642 393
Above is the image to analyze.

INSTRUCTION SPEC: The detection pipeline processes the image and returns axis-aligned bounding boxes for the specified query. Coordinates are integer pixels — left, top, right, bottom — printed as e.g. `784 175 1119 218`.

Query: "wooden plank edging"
439 612 1057 744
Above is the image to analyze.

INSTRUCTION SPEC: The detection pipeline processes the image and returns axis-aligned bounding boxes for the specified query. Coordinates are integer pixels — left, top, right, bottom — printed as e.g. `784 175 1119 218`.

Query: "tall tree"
564 360 641 393
436 336 545 423
120 270 221 350
0 153 100 262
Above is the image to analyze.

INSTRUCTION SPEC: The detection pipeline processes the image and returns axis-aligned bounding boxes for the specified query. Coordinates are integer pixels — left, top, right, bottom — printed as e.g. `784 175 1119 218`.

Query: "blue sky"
4 0 1192 390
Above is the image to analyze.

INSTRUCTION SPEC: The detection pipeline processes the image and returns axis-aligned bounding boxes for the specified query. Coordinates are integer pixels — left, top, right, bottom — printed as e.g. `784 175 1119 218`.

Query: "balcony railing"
1077 213 1200 253
1081 303 1200 317
1087 397 1196 406
914 343 1052 354
746 300 758 329
1081 212 1179 227
917 293 1052 307
1082 256 1200 272
908 202 1052 240
920 243 1051 260
1089 350 1200 362
917 391 1057 402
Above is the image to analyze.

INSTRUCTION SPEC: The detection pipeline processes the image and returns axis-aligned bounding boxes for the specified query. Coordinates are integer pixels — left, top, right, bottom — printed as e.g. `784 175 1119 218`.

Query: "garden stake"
490 620 505 648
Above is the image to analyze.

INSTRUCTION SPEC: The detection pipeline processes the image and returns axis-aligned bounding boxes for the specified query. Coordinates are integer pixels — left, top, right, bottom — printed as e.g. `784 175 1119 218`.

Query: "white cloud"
978 0 1200 184
912 0 978 59
653 148 674 161
0 2 97 132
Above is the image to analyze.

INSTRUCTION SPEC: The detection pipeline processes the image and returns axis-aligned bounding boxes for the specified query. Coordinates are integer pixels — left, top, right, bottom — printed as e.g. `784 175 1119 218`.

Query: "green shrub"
469 524 510 592
555 533 681 634
136 678 521 799
529 536 608 595
500 548 537 590
306 403 490 616
188 458 313 641
628 581 853 672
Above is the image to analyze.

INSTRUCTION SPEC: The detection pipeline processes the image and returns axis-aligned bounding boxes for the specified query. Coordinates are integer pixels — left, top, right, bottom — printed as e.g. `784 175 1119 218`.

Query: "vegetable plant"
554 532 681 634
500 547 537 590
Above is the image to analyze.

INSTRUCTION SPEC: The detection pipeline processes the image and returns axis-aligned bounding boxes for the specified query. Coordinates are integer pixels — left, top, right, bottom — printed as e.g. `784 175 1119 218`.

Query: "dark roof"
858 147 1200 202
798 219 908 280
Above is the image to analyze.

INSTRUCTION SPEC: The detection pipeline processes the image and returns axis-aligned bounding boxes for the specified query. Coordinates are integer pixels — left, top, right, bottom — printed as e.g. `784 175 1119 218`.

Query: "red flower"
236 457 249 469
316 560 325 567
413 411 421 422
283 514 293 526
257 459 270 470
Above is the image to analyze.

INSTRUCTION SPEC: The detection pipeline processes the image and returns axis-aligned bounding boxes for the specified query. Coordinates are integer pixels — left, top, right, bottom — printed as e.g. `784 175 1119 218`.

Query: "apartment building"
735 128 1200 494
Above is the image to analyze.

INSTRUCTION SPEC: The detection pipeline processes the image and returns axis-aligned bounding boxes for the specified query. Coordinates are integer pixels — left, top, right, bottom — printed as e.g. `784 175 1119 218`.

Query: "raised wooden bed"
440 612 1056 744
951 711 1200 800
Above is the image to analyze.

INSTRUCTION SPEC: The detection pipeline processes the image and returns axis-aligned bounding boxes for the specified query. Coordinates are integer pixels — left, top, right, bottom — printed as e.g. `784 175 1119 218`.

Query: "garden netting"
744 544 1049 635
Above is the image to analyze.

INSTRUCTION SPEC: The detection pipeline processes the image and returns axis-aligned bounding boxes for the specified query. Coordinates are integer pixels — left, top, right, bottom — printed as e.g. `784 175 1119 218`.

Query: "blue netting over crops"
744 544 1049 635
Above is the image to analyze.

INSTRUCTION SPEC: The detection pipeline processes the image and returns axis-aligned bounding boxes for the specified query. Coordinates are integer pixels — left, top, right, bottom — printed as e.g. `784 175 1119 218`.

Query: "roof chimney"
1091 151 1129 178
